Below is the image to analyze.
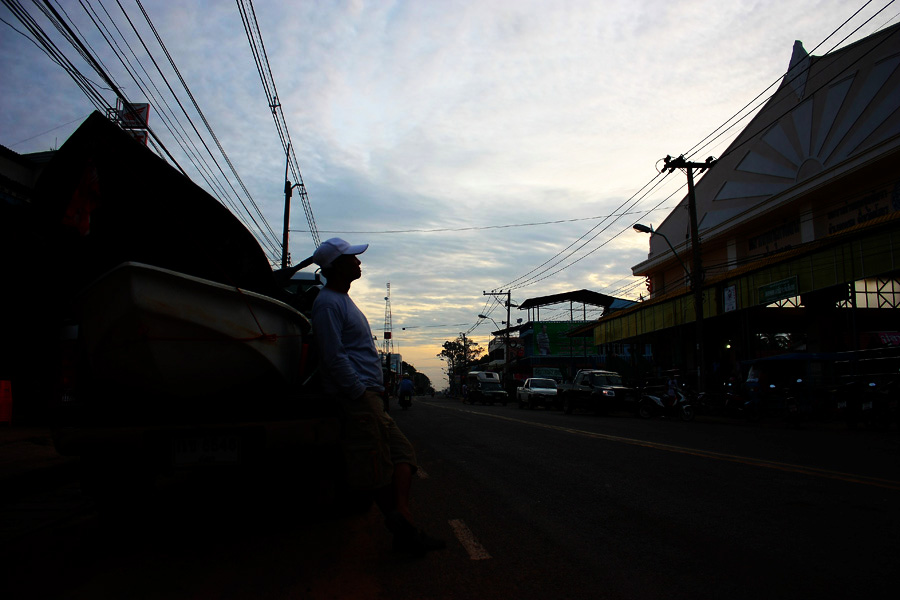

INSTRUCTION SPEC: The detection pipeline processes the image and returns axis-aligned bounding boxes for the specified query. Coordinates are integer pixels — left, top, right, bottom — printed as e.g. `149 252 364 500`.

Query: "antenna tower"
383 283 393 357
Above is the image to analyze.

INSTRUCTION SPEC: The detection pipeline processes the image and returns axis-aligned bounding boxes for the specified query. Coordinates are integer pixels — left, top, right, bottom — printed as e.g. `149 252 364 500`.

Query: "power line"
288 206 676 235
131 0 282 258
236 0 320 250
488 1 900 295
4 113 90 147
686 0 899 166
1 0 287 264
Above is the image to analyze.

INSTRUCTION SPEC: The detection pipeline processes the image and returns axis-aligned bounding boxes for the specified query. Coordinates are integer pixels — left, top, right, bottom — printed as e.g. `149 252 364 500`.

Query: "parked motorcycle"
688 379 741 418
740 379 808 426
859 376 899 429
638 389 695 421
782 378 811 428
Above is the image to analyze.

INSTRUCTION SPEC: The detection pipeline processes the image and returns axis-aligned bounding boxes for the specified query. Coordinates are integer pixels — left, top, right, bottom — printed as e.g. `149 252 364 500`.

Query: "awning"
591 216 900 345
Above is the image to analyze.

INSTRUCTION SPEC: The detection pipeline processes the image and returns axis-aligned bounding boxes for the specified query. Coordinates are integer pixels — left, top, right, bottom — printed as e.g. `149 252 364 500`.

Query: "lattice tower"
383 283 393 356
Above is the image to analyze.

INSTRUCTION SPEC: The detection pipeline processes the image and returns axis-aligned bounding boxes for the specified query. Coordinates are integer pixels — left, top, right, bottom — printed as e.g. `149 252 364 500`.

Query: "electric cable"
132 0 283 257
492 1 900 296
236 0 320 249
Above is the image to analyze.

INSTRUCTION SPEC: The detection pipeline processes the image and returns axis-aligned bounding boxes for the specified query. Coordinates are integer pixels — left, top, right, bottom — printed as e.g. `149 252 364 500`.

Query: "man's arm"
312 306 367 400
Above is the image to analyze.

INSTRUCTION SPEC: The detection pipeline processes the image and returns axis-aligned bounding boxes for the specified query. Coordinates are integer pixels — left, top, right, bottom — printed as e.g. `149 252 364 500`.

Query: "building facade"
590 24 900 387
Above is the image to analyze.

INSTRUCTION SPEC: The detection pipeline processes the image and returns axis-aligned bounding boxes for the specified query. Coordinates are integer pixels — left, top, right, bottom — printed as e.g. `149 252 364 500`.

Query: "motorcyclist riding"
398 372 415 409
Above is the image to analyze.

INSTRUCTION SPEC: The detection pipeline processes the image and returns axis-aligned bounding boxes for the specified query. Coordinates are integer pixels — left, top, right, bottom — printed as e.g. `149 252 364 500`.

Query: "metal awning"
517 289 616 310
590 216 900 345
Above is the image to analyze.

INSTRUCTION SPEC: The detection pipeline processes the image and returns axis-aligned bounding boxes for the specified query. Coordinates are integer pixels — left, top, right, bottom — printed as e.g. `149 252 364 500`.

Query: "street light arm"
478 314 503 332
656 232 690 282
634 223 691 282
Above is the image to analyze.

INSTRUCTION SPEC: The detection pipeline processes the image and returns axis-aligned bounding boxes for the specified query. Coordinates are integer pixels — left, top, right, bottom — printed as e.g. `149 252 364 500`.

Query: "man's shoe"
393 529 447 557
386 512 446 556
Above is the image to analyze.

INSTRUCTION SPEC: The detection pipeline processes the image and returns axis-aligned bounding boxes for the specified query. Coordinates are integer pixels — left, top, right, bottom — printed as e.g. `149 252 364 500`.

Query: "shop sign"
533 321 591 356
118 102 150 128
723 285 738 312
759 276 798 304
877 332 900 346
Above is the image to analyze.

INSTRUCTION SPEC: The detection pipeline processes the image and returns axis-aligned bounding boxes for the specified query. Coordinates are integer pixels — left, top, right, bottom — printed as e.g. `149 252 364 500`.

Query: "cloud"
2 0 892 385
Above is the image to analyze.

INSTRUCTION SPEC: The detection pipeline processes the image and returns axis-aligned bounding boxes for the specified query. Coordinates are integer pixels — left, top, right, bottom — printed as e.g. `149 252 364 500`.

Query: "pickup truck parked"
558 369 638 415
516 378 560 410
42 113 358 516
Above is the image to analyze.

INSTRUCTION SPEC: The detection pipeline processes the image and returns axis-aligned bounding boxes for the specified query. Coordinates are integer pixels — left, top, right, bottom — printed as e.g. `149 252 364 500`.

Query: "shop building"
584 24 900 389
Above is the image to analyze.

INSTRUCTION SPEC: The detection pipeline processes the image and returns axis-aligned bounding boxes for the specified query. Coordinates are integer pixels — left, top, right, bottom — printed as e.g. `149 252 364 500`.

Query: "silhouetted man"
311 238 444 556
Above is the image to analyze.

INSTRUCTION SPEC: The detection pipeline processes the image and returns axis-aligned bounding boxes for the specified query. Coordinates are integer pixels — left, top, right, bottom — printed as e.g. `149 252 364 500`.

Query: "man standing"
311 237 444 556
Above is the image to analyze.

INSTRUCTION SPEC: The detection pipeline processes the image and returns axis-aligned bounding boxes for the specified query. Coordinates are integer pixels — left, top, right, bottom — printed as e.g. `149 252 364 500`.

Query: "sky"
2 0 896 387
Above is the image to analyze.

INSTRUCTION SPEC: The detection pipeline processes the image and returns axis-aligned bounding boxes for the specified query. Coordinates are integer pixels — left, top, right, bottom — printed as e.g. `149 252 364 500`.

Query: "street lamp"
478 314 505 330
634 222 706 392
633 224 690 283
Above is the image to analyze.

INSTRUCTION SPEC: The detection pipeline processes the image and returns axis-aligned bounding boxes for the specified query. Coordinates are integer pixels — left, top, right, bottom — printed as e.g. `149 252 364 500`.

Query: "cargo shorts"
339 389 418 490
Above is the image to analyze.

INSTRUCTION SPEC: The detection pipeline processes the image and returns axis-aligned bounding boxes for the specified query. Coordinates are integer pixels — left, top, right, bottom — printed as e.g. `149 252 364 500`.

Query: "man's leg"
393 462 413 524
373 461 412 522
378 462 445 556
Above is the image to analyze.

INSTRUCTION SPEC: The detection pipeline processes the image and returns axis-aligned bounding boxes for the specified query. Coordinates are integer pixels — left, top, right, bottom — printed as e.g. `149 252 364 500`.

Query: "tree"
437 334 484 391
400 361 432 393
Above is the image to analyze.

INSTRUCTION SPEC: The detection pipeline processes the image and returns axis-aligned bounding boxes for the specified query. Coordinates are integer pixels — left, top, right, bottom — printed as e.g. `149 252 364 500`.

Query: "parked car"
465 371 509 405
558 370 638 415
516 378 560 409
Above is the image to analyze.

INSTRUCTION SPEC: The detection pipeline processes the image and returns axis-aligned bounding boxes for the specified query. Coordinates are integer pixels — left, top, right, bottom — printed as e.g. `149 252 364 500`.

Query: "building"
585 24 900 388
484 290 637 385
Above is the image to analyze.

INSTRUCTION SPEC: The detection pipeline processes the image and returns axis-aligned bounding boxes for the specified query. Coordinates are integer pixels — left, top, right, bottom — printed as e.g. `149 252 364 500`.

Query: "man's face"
331 253 362 283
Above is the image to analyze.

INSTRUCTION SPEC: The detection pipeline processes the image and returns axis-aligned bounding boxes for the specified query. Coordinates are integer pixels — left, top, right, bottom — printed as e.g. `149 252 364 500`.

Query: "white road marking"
449 519 492 560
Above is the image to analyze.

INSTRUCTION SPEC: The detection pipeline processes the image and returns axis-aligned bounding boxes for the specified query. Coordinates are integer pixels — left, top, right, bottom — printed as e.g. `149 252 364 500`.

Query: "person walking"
310 237 445 556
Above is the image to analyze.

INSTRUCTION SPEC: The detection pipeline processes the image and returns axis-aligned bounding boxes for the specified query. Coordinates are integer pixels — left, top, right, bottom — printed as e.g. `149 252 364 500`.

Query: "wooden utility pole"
283 146 295 269
482 290 513 389
662 155 717 392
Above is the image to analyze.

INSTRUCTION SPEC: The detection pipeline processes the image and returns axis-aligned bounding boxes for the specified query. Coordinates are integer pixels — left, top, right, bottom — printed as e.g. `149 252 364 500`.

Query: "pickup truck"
558 369 638 415
40 114 360 515
52 313 352 515
516 378 560 410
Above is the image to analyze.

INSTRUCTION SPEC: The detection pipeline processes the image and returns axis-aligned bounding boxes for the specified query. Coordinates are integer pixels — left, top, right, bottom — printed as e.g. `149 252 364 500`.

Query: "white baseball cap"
313 237 369 268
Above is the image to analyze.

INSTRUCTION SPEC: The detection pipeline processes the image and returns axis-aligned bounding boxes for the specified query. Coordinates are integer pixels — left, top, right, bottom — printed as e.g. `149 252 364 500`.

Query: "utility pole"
483 290 512 391
662 154 717 393
283 144 296 269
461 332 468 383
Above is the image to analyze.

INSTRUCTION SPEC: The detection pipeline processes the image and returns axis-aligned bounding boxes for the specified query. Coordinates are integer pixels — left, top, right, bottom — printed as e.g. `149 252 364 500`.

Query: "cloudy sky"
1 0 896 386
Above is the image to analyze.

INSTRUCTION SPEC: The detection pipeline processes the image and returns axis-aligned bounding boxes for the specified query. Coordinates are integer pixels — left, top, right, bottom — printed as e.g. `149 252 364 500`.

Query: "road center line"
449 519 492 560
419 401 900 490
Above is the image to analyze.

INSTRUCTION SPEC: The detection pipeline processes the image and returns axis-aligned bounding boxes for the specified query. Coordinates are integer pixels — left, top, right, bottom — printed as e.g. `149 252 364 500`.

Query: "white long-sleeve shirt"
311 287 384 399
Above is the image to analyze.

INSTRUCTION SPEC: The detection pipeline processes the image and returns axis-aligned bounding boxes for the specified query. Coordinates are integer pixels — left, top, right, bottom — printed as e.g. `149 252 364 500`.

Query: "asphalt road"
388 396 899 599
2 396 897 599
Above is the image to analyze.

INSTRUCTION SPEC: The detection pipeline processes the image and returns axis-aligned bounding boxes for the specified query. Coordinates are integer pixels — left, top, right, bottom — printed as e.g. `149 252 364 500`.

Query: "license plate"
837 401 847 409
862 401 873 410
173 434 242 465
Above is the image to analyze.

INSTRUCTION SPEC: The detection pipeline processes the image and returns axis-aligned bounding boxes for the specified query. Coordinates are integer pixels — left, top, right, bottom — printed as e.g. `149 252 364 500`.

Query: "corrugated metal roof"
518 289 617 310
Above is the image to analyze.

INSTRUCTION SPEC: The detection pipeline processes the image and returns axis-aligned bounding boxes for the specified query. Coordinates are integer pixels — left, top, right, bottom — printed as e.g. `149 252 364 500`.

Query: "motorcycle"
860 377 898 429
398 390 412 410
741 379 808 425
700 379 746 418
638 388 695 421
782 378 810 428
